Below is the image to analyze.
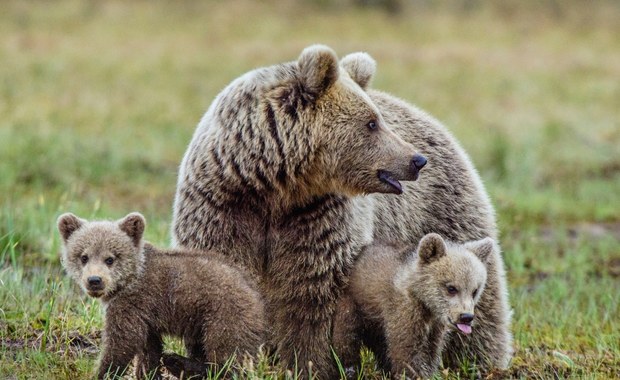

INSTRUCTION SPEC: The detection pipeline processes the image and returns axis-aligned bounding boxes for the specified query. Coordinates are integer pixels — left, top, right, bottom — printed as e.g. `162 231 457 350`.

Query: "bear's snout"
409 153 427 180
87 276 102 286
87 276 104 291
412 154 427 170
458 313 474 324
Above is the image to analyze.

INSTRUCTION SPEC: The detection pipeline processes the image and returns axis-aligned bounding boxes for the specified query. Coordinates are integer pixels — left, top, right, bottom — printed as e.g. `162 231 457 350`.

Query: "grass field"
1 1 619 378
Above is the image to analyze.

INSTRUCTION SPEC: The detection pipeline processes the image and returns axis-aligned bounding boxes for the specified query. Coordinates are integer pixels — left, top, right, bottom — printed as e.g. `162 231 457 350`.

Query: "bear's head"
206 45 425 204
57 212 146 301
396 233 493 335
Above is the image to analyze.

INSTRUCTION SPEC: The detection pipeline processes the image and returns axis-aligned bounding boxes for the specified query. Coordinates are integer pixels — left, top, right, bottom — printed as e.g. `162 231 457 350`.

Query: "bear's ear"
340 52 376 90
118 212 146 247
417 233 447 264
298 44 339 98
57 213 86 243
464 237 495 264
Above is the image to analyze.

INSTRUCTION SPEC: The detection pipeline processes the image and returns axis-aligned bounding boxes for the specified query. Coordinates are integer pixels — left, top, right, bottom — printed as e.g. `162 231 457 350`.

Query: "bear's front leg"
133 331 164 380
332 293 364 371
98 333 140 380
98 307 149 379
441 249 513 372
265 266 340 379
384 309 443 380
266 195 367 379
264 243 348 379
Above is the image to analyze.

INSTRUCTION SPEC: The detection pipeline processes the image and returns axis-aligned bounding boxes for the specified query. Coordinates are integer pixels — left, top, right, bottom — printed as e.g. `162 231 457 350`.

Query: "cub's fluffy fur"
58 212 264 379
334 234 494 378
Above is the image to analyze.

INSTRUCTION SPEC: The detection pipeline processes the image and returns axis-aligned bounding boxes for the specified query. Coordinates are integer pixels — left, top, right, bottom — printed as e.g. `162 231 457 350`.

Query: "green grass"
1 0 619 378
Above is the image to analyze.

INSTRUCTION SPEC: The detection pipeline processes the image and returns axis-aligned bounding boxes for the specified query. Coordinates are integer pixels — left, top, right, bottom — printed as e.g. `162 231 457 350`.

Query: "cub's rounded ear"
118 212 146 247
57 213 86 242
417 233 447 264
298 44 339 98
464 237 496 264
340 52 376 90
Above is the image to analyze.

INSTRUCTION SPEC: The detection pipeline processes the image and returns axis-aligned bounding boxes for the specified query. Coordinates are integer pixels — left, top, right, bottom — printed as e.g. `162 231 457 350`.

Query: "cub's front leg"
385 310 444 380
133 331 164 380
98 308 149 379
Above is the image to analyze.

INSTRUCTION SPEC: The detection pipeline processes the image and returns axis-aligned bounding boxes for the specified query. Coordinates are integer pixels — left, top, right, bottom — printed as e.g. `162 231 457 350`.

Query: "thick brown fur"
172 45 511 377
333 234 493 378
172 45 422 378
58 212 265 380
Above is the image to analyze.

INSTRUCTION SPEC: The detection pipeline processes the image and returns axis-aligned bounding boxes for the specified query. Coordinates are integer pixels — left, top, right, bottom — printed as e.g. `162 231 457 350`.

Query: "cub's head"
57 212 146 301
398 233 494 335
209 45 426 202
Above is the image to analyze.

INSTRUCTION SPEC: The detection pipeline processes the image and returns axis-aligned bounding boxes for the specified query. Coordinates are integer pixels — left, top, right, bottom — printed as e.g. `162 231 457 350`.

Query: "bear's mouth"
453 322 473 335
86 283 105 298
87 290 104 298
377 170 403 194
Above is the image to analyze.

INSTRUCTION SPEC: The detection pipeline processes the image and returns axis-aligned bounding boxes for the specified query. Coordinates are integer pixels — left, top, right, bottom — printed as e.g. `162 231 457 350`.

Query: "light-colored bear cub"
333 233 494 379
57 212 264 380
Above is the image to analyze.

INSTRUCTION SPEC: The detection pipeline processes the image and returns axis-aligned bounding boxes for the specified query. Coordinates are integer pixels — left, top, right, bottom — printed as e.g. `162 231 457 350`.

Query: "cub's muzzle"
458 313 474 324
86 276 105 297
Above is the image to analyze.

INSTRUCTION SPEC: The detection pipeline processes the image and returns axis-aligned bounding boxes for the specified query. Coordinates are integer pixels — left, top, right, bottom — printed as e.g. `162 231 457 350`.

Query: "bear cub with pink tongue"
333 233 494 379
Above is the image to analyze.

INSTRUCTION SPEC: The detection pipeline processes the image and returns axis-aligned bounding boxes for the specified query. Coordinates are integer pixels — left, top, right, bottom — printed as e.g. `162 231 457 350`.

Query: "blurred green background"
1 1 619 378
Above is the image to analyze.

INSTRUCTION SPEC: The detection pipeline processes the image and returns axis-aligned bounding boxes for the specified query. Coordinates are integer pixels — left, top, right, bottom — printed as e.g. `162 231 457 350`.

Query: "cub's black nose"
412 154 427 169
459 313 475 324
88 276 102 287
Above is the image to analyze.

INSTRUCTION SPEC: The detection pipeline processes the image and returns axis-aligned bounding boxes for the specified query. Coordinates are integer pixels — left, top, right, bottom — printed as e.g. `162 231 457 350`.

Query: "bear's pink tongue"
457 324 472 334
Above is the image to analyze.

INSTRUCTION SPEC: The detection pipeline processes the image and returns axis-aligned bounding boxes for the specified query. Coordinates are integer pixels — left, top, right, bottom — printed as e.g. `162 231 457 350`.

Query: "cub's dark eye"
80 255 88 264
472 289 478 298
447 285 458 295
104 257 114 266
367 120 378 131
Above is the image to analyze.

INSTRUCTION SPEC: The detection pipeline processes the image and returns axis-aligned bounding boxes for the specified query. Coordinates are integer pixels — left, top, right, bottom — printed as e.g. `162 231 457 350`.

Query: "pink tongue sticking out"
457 324 472 334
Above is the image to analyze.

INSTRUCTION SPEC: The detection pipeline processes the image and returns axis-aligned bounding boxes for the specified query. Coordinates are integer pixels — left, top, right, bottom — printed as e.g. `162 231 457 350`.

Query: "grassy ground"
1 0 619 378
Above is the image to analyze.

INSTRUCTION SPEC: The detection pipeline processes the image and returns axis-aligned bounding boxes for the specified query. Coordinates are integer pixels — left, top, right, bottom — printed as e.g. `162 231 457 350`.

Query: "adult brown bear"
172 45 511 377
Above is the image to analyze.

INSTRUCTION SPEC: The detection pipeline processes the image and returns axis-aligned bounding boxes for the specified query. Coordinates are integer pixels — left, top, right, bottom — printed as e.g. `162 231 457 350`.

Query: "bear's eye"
104 257 114 266
472 289 478 298
80 255 88 264
367 120 378 131
447 285 458 295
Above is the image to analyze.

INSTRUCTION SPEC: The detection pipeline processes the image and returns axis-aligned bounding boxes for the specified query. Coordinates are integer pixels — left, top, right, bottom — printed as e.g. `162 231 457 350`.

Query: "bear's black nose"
412 154 427 169
88 276 102 287
459 313 475 324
